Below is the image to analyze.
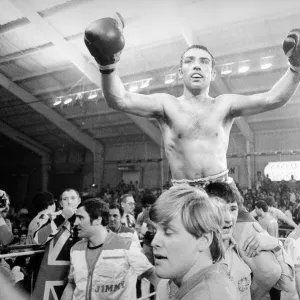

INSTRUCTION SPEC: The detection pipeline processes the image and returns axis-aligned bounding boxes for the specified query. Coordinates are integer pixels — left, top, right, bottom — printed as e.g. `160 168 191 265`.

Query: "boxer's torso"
157 94 234 180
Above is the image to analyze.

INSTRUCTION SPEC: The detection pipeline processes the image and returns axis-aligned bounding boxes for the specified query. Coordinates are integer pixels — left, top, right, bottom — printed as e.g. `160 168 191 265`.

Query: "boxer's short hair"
149 185 224 262
180 44 215 69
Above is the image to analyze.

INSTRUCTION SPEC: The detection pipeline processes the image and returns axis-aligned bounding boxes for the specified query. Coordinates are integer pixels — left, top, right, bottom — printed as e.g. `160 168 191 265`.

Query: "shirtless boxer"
84 13 300 298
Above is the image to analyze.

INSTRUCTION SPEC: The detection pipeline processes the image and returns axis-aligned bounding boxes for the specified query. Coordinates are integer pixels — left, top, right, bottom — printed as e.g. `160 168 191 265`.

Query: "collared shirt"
68 231 153 300
221 238 251 300
121 213 136 228
156 263 239 300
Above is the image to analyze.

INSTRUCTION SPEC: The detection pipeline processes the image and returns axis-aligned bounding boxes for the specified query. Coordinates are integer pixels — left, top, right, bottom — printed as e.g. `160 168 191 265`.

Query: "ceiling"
1 0 300 156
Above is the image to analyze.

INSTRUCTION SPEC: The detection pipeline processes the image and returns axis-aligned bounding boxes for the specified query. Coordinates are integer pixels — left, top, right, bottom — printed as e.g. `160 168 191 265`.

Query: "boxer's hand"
61 206 76 220
84 12 125 74
242 222 278 257
283 29 300 73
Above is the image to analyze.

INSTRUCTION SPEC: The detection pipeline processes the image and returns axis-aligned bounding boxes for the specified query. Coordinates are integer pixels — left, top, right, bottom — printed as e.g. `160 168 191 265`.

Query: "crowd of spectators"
1 173 300 299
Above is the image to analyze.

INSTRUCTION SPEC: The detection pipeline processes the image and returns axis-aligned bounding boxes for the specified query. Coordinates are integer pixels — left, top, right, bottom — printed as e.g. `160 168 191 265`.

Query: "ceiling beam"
0 72 101 152
12 64 74 82
0 120 50 157
9 0 162 147
81 120 134 130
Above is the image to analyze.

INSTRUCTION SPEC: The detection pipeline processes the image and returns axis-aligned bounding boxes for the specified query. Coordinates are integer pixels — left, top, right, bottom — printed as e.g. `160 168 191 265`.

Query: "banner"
264 161 300 181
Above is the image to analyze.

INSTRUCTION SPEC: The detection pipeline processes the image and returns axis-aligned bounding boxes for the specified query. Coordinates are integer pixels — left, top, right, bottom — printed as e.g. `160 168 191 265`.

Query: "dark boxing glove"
84 12 125 74
283 29 300 74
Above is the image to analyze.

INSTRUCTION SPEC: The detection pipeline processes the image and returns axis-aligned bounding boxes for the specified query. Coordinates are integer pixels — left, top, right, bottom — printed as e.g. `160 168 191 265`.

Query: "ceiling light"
53 97 62 106
88 90 97 100
129 84 139 92
261 56 273 70
165 73 176 84
238 62 250 73
64 97 73 105
140 78 151 89
75 92 83 100
221 64 233 75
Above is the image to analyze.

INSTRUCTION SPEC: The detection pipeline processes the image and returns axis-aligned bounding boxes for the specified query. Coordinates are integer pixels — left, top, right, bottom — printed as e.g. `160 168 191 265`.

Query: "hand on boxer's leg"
84 12 125 74
283 29 300 74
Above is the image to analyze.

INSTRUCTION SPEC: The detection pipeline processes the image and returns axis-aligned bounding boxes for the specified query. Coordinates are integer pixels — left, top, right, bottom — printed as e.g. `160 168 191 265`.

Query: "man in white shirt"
120 194 136 228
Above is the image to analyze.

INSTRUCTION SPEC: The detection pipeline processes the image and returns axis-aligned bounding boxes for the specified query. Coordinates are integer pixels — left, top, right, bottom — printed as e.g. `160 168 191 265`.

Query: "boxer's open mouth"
191 73 203 78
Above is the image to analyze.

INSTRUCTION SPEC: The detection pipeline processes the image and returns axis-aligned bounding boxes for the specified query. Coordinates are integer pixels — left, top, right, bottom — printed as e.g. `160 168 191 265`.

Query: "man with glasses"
120 194 136 228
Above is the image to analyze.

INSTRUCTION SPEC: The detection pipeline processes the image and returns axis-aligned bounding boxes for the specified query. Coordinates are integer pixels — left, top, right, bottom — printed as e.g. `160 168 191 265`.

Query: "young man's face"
180 48 215 92
255 206 263 217
74 206 97 239
151 214 203 281
122 196 135 214
222 202 238 241
61 190 81 209
108 208 121 232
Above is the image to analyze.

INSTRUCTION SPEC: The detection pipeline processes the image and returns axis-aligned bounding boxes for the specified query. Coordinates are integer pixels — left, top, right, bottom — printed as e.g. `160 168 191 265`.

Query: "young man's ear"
92 217 102 226
211 68 216 82
178 67 183 79
197 232 213 252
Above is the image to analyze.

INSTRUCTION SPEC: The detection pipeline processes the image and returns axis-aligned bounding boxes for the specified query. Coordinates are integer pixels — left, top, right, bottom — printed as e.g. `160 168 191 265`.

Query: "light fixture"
165 73 176 84
140 78 152 89
53 97 62 106
63 96 73 105
88 90 97 100
260 56 273 70
129 83 139 92
75 92 83 100
221 64 233 75
238 61 250 73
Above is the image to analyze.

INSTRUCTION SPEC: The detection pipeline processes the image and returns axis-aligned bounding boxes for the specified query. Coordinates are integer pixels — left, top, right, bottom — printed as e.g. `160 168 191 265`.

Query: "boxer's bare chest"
161 98 228 138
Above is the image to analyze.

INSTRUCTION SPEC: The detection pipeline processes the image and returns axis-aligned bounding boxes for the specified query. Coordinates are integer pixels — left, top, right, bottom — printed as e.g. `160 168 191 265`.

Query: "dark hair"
109 203 124 217
255 200 268 212
31 192 54 213
264 196 274 207
205 182 242 207
78 198 109 226
141 193 156 208
180 44 215 69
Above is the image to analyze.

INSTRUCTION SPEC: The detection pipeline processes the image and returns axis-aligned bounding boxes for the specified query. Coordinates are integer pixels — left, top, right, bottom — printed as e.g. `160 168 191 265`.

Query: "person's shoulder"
119 225 134 234
153 92 177 103
105 231 132 250
186 266 237 300
71 238 87 251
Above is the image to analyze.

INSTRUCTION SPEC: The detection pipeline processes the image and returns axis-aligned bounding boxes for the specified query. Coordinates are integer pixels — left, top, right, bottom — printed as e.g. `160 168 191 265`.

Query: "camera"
0 194 7 208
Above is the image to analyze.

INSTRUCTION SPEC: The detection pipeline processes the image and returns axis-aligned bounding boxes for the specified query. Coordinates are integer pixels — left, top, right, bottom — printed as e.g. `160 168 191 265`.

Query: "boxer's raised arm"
85 13 166 118
229 29 300 118
102 73 166 117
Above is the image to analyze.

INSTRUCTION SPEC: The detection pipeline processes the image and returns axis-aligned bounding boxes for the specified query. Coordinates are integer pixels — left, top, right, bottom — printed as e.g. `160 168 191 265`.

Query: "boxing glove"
84 12 125 74
283 29 300 74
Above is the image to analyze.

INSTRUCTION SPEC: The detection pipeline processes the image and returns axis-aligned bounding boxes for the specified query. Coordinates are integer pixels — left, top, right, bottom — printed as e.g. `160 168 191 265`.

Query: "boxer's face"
222 202 238 241
151 214 207 281
180 48 215 91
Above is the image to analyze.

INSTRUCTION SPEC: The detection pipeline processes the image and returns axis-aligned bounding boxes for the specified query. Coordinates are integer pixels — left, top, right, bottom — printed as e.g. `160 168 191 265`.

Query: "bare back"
157 94 234 180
